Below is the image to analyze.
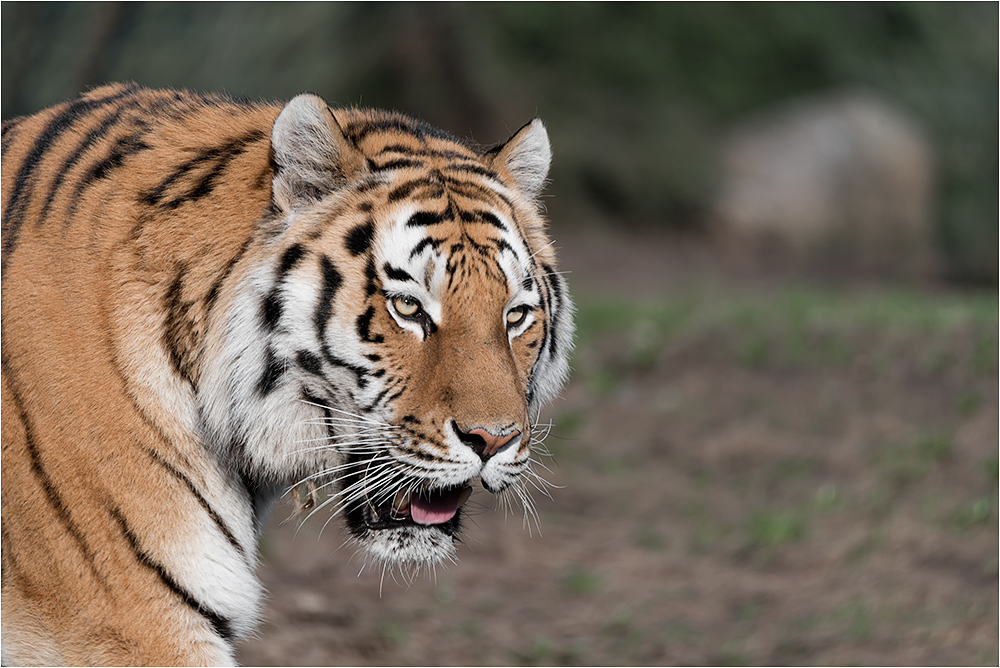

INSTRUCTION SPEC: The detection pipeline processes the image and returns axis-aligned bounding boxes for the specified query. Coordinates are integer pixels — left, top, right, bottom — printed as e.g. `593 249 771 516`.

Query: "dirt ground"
237 229 997 666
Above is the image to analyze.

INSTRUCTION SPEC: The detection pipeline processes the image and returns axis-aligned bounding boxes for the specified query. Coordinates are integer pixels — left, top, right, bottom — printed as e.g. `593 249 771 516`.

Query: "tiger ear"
486 118 552 203
269 94 363 211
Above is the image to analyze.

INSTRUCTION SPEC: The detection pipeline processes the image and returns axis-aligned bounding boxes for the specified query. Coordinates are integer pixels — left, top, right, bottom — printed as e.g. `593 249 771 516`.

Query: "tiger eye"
394 296 421 318
506 306 528 326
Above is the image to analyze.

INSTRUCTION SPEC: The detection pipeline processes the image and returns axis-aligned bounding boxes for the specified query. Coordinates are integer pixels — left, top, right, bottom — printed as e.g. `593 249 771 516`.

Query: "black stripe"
383 263 414 283
387 179 423 203
38 102 139 226
345 221 375 256
444 177 517 214
163 264 197 385
480 212 505 229
1 121 22 157
257 347 284 396
169 130 265 208
66 131 153 221
375 143 480 164
262 243 307 332
261 288 283 332
374 143 422 156
406 211 445 227
0 355 106 586
444 162 500 180
458 209 506 230
314 255 343 336
535 268 559 364
205 237 253 315
364 256 379 297
362 385 394 412
366 376 407 412
2 84 139 275
493 237 516 257
296 349 324 377
541 262 563 361
527 264 552 391
343 115 464 145
409 236 442 260
139 130 266 209
361 376 406 413
319 346 370 388
1 527 31 590
110 505 234 642
356 306 384 344
1 117 22 141
354 178 386 195
277 243 307 278
83 130 152 184
145 449 247 560
371 157 424 171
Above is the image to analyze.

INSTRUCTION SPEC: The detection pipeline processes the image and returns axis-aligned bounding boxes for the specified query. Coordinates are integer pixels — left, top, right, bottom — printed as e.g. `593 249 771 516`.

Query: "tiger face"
197 94 573 568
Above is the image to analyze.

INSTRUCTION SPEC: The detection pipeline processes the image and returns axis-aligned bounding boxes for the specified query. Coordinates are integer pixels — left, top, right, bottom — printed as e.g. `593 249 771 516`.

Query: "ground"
237 228 997 666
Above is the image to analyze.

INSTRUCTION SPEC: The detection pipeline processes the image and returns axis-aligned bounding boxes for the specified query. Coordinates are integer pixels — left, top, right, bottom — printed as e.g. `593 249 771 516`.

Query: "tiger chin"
1 83 573 666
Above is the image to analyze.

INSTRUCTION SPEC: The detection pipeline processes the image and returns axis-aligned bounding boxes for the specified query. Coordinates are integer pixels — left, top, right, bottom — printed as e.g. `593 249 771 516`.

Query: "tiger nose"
456 425 521 461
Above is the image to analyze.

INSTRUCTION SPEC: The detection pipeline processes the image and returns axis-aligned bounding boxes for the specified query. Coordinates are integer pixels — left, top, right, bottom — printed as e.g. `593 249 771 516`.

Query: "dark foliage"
2 2 995 281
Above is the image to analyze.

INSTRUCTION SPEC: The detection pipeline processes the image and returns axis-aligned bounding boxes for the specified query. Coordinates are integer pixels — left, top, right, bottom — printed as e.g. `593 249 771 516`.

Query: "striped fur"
1 83 573 665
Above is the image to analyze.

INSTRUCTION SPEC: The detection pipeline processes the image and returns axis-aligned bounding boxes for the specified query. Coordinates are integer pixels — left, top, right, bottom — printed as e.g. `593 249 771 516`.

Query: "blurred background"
4 3 996 665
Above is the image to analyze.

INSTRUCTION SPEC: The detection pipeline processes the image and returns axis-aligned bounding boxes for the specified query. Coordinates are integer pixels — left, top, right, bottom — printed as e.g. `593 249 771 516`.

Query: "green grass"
871 431 953 487
984 455 999 483
572 284 998 378
632 525 669 550
746 509 806 548
952 497 994 528
561 568 602 597
377 620 407 649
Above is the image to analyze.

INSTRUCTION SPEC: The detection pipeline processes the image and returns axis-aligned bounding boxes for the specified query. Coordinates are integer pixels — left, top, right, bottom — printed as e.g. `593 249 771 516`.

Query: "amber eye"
506 306 529 327
393 295 422 318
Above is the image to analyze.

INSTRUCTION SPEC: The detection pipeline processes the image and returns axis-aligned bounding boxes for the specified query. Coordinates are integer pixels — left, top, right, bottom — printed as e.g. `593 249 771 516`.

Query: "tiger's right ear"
269 94 364 212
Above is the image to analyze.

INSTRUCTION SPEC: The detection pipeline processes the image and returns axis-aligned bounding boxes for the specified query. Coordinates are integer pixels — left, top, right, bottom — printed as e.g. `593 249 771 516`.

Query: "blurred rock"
712 91 937 276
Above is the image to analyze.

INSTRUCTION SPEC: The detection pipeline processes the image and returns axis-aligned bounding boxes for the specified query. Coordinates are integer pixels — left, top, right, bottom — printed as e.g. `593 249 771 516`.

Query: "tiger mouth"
354 484 474 535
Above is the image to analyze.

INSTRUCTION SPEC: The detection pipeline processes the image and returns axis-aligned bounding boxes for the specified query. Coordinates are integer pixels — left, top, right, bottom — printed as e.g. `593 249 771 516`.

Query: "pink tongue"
410 489 462 526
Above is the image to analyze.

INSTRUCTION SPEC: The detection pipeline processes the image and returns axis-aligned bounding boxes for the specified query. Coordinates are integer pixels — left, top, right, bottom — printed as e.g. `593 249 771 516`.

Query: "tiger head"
199 94 573 569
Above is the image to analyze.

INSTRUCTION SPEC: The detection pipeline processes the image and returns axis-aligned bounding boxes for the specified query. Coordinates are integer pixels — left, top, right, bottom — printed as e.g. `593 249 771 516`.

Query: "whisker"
526 239 556 262
291 435 388 447
297 399 394 426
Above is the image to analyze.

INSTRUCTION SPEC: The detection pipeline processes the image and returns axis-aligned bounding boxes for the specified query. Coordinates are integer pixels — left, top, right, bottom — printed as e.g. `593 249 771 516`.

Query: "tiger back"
1 83 573 665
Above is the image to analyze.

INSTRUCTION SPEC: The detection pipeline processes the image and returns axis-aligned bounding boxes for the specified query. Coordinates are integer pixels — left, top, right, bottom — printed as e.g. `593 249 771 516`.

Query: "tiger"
1 82 574 666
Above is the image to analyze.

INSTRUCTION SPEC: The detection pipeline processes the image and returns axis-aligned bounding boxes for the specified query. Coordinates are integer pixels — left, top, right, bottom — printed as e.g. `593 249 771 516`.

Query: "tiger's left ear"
270 93 364 212
486 119 552 203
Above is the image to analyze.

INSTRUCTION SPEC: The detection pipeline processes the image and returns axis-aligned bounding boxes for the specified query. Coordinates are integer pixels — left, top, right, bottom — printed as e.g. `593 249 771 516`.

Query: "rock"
712 91 936 275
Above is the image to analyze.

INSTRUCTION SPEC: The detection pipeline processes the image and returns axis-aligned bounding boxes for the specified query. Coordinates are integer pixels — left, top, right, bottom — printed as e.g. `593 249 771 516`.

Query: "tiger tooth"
456 486 473 509
393 489 411 513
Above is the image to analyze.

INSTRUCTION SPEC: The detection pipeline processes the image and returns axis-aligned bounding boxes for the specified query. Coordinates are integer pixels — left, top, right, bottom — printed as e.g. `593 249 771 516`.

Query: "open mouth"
353 484 474 535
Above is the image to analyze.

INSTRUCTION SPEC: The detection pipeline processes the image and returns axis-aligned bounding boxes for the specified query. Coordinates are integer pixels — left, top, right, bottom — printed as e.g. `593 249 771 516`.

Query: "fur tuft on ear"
487 119 552 202
270 94 361 211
